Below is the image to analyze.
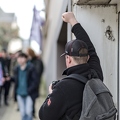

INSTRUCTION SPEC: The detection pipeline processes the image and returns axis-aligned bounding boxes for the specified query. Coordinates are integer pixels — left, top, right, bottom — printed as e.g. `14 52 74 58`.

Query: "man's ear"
69 56 72 64
66 55 71 64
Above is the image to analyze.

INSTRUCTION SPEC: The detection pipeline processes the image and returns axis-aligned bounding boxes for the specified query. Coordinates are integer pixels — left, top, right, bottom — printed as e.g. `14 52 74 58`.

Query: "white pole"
67 0 72 42
118 12 120 120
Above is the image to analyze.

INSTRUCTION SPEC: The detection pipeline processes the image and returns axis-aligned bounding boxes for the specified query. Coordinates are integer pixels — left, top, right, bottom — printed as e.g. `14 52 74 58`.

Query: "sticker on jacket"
47 98 51 106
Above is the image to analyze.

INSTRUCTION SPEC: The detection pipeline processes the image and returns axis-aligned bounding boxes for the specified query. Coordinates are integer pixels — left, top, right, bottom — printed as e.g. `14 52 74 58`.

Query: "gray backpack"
66 74 117 120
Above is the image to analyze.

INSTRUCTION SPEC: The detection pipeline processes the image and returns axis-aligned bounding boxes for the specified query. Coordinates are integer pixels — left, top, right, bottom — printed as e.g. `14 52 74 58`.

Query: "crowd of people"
0 48 44 120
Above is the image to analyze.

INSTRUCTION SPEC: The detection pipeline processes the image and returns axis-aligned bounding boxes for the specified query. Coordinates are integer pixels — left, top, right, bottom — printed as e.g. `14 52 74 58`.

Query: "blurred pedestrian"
0 49 11 106
27 48 44 84
27 48 44 117
10 50 22 111
14 53 39 120
0 62 5 106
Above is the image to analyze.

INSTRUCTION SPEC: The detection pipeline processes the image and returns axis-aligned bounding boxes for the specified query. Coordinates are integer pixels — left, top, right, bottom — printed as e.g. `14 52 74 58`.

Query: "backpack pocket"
65 115 72 120
96 107 117 120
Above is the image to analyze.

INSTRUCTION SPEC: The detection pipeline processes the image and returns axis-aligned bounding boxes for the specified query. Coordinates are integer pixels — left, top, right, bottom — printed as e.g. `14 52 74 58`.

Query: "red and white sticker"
47 98 51 106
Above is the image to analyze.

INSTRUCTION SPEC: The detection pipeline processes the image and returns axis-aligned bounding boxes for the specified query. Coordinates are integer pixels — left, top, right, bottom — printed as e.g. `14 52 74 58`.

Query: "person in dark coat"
14 53 39 120
27 48 44 89
39 12 103 120
27 48 44 117
0 49 11 106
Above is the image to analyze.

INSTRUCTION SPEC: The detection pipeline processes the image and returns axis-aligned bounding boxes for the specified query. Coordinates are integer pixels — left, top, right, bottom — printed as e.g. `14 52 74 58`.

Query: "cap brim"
60 53 66 57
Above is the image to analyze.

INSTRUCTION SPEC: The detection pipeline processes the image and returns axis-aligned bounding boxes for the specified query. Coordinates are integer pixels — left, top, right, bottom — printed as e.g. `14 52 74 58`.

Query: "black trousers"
2 81 11 103
0 86 2 104
33 99 36 116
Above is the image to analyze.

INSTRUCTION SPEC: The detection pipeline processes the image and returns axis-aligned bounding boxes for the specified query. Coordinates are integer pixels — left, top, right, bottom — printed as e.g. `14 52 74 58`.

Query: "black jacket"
30 57 44 79
0 57 11 77
14 63 39 100
39 23 103 120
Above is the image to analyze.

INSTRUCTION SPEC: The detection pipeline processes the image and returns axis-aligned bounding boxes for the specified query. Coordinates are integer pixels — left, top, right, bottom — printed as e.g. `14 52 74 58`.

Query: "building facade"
0 8 16 23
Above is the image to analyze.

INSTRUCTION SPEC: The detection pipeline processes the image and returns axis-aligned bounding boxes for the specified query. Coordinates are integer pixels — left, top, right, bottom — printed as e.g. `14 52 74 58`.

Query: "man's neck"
20 63 27 70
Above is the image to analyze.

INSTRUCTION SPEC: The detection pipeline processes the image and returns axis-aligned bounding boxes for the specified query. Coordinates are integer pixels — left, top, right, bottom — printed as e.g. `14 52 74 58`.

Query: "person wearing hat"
39 12 103 120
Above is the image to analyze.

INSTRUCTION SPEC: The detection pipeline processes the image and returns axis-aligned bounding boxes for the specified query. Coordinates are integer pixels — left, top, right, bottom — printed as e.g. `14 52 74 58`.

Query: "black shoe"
33 114 36 118
5 102 9 106
16 108 19 111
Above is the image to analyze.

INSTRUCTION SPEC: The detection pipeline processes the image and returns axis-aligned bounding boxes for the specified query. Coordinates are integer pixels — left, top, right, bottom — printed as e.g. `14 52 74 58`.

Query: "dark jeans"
2 81 11 104
0 86 2 105
33 99 35 116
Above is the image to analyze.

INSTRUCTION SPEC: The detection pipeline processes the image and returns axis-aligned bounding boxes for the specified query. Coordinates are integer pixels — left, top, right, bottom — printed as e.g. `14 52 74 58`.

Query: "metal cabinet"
72 4 118 107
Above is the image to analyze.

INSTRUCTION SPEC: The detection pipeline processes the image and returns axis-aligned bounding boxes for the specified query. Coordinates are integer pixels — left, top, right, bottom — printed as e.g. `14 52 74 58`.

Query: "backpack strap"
65 74 88 84
90 69 99 79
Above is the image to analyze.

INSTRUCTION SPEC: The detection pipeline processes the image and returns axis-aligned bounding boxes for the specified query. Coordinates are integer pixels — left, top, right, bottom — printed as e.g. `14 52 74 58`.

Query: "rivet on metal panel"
105 26 115 41
73 3 77 6
101 19 105 23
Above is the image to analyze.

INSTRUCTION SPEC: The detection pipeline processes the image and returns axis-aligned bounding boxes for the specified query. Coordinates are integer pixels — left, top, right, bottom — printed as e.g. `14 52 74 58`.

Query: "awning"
76 0 112 5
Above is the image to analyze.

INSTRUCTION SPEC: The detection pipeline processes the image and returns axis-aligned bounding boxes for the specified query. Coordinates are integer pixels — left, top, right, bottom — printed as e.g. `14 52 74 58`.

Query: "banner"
30 6 44 50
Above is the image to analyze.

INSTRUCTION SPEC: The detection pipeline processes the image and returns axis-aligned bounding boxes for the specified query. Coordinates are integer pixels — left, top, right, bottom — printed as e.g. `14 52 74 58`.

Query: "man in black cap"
39 12 103 120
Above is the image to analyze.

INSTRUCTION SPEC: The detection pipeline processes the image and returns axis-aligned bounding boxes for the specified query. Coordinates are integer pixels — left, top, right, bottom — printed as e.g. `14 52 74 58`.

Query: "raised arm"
62 12 103 81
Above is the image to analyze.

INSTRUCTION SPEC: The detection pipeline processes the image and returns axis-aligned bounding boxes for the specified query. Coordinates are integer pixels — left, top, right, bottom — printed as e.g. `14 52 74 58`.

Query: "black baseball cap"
61 39 88 57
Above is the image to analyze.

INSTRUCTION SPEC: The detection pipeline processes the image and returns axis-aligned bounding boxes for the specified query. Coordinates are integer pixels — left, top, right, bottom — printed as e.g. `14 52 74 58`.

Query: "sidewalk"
0 80 47 120
0 97 45 120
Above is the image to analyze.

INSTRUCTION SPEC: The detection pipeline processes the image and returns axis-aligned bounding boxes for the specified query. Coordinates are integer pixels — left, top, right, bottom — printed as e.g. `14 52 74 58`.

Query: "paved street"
0 97 45 120
0 82 46 120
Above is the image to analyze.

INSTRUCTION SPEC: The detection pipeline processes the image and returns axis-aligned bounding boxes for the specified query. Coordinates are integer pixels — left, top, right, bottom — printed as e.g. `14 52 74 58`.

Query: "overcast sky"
0 0 45 39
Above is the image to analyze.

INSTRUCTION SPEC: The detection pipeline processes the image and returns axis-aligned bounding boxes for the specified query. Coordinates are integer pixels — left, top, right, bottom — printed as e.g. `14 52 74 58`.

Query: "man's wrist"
70 19 78 27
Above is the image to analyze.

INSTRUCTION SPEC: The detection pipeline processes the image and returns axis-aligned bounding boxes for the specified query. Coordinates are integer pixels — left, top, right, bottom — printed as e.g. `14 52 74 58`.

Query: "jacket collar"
62 63 90 77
